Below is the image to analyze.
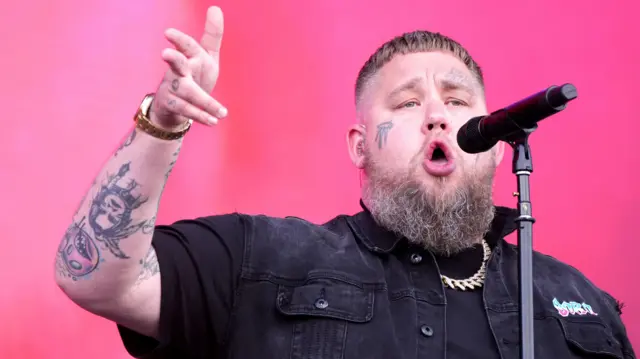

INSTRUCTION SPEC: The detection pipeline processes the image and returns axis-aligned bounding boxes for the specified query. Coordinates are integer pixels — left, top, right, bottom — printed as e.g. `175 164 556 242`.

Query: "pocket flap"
276 277 374 323
559 319 624 358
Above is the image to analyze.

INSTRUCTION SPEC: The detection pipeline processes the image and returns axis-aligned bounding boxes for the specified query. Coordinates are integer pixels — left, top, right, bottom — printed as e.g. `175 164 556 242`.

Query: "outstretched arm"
54 6 228 340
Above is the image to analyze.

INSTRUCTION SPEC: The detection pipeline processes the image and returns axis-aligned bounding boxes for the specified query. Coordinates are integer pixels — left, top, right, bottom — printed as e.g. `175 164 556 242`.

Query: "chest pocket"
275 276 375 359
557 317 625 358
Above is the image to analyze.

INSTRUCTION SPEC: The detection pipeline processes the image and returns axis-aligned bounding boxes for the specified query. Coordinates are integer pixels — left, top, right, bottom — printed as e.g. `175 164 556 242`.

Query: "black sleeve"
116 213 247 358
601 290 636 359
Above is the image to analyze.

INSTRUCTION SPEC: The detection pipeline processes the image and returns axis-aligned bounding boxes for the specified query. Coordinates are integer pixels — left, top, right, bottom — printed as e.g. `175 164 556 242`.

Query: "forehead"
374 51 477 92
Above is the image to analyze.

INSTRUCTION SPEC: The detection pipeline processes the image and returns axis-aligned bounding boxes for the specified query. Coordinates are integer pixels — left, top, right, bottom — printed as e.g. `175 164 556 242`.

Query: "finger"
161 48 190 77
165 94 219 126
200 6 224 61
168 77 228 119
164 28 204 58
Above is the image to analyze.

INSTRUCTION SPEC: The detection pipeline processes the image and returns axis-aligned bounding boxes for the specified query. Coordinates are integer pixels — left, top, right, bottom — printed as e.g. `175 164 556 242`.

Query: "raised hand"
149 6 227 130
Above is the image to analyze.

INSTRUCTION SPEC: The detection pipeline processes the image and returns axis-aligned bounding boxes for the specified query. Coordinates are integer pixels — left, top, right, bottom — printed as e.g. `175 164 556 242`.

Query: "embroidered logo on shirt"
553 298 598 317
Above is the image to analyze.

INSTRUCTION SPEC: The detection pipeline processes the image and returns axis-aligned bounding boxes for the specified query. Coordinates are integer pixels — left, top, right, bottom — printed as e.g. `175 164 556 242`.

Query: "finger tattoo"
171 79 180 92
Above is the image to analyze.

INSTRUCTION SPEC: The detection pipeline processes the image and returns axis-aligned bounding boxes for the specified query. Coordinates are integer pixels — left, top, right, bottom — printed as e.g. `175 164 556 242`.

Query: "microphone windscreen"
457 116 494 154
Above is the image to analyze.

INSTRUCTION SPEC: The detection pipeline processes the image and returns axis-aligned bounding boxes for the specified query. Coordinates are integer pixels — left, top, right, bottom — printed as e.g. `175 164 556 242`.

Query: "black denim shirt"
120 205 635 359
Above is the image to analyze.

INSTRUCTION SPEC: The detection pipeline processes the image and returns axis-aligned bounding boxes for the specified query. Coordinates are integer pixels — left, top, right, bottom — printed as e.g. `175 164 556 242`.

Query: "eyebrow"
386 77 424 101
386 71 479 103
439 69 478 97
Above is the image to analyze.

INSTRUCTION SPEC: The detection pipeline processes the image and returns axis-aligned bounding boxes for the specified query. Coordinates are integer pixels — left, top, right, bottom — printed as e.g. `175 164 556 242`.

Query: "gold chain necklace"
441 239 491 291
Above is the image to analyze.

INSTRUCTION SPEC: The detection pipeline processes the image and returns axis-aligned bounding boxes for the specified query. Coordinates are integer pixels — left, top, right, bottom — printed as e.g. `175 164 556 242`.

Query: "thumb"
200 6 224 60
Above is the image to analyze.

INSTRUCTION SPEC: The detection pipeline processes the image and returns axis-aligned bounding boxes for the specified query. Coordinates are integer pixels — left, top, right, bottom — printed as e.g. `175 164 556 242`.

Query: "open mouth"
430 146 448 163
427 142 451 164
423 140 456 177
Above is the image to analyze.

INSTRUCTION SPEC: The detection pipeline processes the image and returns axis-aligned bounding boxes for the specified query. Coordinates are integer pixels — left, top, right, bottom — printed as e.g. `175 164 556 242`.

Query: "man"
55 6 635 359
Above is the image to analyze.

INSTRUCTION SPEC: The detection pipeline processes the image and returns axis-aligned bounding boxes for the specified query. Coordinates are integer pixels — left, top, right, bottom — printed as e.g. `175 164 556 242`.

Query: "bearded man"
55 6 635 359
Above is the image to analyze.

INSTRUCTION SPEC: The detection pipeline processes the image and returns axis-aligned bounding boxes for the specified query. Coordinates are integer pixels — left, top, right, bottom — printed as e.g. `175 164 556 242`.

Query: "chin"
418 171 461 190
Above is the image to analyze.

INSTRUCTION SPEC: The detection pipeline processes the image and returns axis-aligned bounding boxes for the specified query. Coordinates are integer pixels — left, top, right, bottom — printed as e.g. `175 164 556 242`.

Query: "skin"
346 52 505 199
55 6 227 339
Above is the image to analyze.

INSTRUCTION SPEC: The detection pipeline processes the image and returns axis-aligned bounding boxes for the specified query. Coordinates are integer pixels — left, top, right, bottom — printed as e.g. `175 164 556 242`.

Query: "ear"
346 123 366 169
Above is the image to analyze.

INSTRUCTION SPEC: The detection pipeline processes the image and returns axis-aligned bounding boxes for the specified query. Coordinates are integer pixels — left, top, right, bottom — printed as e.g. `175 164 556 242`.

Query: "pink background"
1 0 638 357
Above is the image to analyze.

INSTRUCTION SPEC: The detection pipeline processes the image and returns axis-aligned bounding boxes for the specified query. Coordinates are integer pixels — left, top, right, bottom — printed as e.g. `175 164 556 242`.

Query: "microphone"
457 84 578 154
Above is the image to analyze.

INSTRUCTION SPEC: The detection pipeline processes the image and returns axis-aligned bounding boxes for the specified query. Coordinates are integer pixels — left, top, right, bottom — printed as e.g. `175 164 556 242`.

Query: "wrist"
148 111 189 133
134 94 192 141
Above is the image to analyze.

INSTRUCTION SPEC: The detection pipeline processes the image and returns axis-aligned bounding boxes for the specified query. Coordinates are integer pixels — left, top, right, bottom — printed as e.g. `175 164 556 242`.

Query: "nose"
424 117 449 132
422 108 452 135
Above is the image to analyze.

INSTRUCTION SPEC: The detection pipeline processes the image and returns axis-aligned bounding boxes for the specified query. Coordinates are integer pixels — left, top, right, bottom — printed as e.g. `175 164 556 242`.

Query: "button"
420 325 433 337
410 253 423 264
277 293 287 305
315 298 329 309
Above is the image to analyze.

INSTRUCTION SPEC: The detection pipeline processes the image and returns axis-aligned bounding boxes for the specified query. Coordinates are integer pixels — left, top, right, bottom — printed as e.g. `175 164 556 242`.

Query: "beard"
362 146 496 256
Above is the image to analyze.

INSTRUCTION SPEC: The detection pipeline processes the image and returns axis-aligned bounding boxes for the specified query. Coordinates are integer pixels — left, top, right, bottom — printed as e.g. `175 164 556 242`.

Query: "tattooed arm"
55 128 181 338
55 7 227 340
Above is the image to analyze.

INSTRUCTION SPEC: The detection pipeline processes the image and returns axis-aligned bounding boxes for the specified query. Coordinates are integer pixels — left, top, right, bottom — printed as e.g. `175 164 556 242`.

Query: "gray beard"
362 150 496 257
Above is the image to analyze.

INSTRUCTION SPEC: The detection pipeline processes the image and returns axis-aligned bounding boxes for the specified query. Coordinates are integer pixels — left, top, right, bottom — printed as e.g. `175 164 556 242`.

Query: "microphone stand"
460 82 577 359
508 126 537 359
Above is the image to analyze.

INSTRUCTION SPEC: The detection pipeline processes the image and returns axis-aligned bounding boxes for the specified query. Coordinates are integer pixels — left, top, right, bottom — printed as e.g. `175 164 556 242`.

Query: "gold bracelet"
133 94 193 141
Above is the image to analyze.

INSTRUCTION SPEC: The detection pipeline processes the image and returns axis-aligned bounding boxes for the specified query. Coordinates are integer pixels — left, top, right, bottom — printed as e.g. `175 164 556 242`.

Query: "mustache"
409 141 430 165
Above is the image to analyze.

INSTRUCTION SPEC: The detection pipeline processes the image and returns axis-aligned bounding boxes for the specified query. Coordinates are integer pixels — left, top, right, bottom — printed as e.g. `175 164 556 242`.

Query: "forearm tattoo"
136 246 160 284
87 162 150 260
56 217 100 280
142 216 156 235
160 140 182 194
167 142 181 178
57 162 153 280
57 134 181 281
114 130 136 157
375 121 393 149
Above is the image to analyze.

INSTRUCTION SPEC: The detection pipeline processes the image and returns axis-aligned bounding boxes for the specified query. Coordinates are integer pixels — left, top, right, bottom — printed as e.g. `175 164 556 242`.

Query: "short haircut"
355 30 484 108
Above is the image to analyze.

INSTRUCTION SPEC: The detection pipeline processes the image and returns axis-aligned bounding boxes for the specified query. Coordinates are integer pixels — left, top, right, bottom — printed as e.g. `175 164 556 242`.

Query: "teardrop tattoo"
375 121 394 149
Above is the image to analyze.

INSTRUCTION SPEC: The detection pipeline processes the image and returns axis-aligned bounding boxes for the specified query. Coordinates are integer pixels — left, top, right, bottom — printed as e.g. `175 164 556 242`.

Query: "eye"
446 98 468 107
398 100 420 109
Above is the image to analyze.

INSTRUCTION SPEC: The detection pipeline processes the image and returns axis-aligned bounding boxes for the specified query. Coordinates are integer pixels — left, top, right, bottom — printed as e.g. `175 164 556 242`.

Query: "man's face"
351 51 503 255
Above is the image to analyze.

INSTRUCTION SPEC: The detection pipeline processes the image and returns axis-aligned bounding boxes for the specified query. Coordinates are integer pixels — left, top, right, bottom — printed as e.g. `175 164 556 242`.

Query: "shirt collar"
347 199 519 254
